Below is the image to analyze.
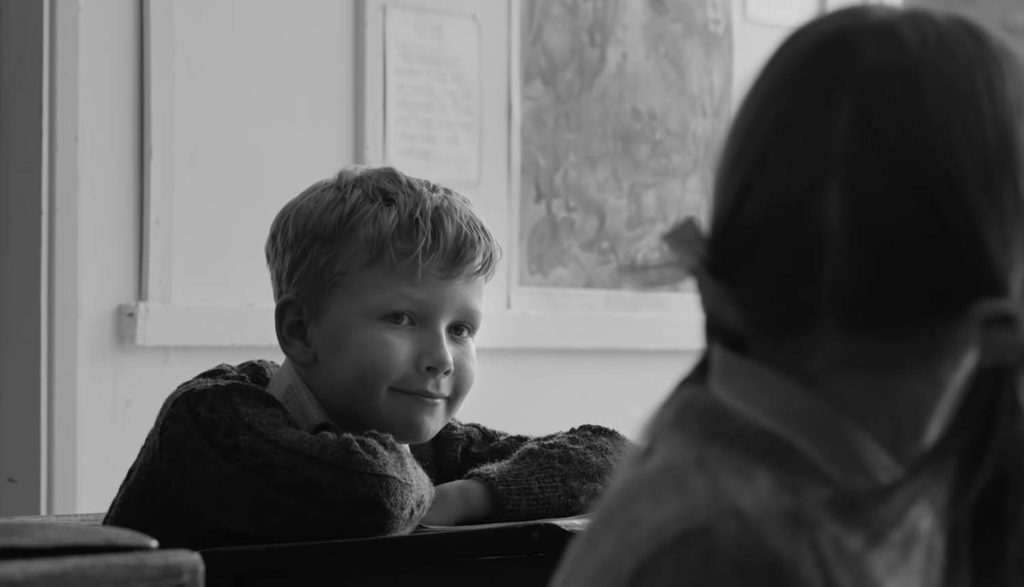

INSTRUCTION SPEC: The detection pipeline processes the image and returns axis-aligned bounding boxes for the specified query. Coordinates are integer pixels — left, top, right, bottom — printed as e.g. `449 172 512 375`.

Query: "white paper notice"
384 7 481 187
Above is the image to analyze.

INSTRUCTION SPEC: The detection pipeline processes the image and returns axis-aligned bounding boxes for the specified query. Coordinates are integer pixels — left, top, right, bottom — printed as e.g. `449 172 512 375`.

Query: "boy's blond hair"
265 165 500 312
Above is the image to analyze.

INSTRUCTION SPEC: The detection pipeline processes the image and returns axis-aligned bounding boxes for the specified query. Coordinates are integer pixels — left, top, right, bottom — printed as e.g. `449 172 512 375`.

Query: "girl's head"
695 8 1024 583
707 6 1024 344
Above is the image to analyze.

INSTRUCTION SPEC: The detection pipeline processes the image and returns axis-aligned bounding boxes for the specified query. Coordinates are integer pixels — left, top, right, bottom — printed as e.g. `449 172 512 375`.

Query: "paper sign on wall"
384 7 481 187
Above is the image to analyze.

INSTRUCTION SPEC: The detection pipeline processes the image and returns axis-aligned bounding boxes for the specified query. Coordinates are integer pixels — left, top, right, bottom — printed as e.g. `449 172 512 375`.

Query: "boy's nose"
419 340 454 377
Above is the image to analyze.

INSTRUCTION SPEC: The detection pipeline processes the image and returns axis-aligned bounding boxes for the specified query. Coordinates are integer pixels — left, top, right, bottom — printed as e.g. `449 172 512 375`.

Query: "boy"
104 165 629 549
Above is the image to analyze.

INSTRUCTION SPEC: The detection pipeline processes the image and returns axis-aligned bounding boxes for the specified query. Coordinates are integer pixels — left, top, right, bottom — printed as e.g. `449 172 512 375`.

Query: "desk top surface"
200 516 589 575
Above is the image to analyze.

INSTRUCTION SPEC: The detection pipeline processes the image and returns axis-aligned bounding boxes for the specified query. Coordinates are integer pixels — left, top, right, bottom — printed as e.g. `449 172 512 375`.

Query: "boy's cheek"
455 362 476 395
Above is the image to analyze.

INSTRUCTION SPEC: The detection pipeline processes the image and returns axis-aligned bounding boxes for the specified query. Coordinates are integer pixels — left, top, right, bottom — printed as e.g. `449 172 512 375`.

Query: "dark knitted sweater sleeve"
410 420 631 522
104 361 434 550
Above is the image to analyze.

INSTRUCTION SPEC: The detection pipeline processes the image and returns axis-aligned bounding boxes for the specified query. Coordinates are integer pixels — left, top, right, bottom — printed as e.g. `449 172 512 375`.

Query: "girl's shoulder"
553 418 813 586
580 377 826 554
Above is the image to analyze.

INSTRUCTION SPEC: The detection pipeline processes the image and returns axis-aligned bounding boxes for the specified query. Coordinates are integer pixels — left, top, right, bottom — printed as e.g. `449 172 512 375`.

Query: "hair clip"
662 217 748 344
662 217 708 277
617 217 708 288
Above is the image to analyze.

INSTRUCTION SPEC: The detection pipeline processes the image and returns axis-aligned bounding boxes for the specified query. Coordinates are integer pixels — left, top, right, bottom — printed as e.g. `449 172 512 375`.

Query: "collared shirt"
553 345 948 587
266 359 336 435
708 344 903 489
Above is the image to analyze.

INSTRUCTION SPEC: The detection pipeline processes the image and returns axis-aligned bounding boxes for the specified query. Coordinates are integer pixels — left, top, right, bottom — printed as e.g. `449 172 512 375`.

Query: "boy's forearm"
413 420 632 522
465 424 632 521
420 479 494 526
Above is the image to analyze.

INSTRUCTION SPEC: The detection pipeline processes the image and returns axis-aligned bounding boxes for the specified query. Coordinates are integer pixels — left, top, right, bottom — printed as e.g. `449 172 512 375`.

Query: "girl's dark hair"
703 6 1024 584
709 6 1024 337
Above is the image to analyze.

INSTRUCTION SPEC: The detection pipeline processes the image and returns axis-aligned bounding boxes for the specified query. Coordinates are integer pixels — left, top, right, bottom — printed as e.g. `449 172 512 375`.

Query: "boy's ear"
970 298 1024 368
275 295 317 366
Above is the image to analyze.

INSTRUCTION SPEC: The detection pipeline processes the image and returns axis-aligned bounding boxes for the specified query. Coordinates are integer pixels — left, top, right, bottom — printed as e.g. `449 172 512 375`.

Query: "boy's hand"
420 479 494 526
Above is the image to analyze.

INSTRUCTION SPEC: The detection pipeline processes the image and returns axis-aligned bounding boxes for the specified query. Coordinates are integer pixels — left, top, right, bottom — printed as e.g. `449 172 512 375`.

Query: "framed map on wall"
511 0 732 314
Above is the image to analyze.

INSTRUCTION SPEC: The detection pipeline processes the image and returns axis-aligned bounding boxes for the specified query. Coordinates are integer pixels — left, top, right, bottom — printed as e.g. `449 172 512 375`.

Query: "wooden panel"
0 0 46 518
140 0 355 309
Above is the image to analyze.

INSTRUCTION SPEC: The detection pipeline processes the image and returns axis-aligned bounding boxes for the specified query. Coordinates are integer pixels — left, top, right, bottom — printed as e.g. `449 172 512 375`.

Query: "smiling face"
300 262 484 444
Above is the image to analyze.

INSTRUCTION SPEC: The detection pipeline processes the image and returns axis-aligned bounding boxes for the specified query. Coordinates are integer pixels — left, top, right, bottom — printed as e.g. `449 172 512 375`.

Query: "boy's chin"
390 418 450 445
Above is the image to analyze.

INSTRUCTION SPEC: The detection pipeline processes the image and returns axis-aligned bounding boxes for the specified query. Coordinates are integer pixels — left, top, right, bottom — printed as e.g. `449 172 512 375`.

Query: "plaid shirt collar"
266 359 336 434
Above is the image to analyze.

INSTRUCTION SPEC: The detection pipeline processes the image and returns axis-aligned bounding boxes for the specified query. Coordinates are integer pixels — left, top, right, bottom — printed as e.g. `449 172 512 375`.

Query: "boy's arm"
411 421 632 523
105 378 435 549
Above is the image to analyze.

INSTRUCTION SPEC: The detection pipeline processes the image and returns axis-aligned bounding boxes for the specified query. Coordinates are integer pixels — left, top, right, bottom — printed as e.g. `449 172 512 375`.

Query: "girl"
553 5 1024 586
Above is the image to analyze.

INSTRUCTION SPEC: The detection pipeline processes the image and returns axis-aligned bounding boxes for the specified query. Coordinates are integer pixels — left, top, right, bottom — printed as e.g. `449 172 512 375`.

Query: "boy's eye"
384 312 414 327
449 323 476 339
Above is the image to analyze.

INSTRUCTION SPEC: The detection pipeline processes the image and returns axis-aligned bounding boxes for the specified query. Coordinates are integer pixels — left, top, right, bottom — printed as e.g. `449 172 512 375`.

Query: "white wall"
69 0 266 512
57 0 816 514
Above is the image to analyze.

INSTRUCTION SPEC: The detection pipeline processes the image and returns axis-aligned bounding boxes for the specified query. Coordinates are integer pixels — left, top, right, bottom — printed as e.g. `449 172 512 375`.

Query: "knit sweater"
104 361 630 550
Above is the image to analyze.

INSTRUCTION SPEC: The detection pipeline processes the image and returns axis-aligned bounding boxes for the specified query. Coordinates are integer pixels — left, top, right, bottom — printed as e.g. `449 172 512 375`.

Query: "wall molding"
120 302 705 351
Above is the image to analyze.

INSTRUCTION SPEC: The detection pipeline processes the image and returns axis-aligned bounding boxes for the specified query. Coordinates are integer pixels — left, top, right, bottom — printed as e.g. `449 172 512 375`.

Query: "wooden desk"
201 518 587 587
0 516 204 587
0 549 204 587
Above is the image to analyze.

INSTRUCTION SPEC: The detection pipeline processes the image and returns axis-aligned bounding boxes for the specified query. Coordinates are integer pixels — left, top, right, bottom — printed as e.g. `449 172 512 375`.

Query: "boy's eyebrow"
377 288 483 322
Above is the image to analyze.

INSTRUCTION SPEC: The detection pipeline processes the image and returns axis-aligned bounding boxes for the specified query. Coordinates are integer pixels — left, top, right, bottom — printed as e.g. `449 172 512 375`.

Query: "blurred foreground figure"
554 6 1024 586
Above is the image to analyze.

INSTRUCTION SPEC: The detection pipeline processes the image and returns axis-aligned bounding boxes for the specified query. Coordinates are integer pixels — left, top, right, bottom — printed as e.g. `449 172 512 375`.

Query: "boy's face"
302 262 484 444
